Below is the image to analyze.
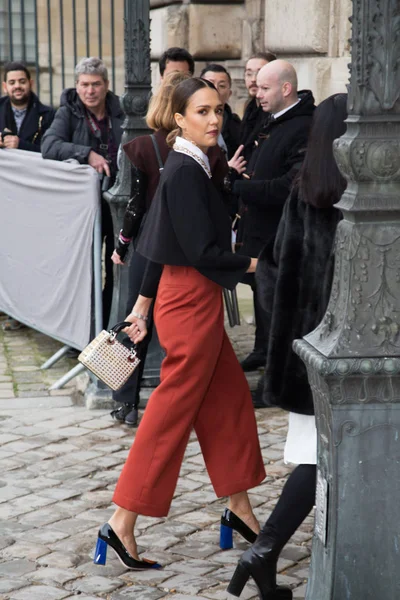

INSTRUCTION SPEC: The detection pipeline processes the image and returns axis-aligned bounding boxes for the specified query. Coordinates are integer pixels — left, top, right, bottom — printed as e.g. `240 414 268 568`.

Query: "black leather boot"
227 526 292 599
124 406 139 427
240 350 266 372
251 376 267 408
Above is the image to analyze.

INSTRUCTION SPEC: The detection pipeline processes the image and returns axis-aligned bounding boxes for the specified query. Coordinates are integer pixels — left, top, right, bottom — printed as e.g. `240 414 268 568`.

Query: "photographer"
42 57 124 329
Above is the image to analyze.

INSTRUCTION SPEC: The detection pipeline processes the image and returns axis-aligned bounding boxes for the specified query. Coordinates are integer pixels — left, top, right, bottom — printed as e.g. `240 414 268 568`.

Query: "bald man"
234 60 316 391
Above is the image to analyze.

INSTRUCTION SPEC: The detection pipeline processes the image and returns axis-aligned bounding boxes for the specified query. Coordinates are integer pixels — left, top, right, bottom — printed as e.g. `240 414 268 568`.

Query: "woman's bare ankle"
108 509 140 559
228 492 260 534
109 508 138 533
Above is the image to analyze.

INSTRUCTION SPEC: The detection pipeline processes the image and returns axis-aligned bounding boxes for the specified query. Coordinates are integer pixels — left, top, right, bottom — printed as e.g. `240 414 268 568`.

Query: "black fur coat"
256 186 342 415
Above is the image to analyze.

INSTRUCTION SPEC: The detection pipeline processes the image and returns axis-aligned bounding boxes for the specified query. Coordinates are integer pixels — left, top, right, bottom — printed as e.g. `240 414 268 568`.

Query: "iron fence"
0 0 121 106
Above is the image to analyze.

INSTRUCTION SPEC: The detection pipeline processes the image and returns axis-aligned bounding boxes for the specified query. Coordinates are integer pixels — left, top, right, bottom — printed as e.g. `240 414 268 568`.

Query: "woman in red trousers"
111 70 230 427
94 78 266 570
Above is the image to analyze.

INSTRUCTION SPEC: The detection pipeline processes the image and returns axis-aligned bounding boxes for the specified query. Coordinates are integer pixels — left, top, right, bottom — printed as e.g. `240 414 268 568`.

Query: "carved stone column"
293 1 400 597
86 0 157 408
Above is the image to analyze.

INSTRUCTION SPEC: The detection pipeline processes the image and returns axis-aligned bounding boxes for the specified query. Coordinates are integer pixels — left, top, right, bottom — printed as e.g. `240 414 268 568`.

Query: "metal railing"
0 0 121 106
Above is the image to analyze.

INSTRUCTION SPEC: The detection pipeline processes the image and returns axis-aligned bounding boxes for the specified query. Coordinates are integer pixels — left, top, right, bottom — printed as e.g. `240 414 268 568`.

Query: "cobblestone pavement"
0 311 312 600
0 314 78 400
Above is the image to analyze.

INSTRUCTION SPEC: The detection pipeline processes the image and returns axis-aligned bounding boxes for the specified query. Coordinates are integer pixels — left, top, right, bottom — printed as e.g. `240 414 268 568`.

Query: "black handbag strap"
109 321 139 352
150 134 164 171
110 321 132 334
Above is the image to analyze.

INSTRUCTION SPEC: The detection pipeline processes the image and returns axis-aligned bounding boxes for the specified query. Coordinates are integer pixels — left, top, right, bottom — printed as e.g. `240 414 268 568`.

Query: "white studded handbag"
78 321 140 391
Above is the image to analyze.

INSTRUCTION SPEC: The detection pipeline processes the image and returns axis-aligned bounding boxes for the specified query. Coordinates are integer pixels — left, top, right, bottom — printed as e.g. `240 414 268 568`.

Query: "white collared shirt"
173 136 212 178
272 99 301 120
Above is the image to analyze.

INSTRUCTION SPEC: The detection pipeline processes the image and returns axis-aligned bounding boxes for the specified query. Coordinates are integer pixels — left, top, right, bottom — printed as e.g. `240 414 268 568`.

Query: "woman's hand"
246 258 258 273
122 296 152 343
123 313 148 343
228 145 247 175
111 250 125 265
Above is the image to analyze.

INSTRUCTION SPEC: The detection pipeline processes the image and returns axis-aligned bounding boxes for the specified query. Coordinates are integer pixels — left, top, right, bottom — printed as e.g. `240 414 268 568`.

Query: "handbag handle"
109 321 134 335
108 322 139 355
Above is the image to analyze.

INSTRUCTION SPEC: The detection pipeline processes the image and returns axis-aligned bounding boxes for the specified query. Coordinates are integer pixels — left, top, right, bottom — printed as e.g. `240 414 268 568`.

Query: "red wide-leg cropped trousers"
112 266 266 517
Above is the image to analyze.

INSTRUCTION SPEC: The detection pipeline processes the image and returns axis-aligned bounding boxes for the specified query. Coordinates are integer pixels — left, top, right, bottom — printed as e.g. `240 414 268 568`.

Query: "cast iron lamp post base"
295 1 400 597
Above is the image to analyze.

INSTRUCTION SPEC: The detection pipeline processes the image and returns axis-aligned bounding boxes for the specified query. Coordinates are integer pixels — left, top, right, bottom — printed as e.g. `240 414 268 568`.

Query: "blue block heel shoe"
94 537 108 565
93 523 162 570
220 523 233 550
219 508 258 550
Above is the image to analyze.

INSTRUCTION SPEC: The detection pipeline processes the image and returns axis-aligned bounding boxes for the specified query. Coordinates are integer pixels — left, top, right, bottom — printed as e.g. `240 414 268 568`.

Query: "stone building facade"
1 0 351 111
151 0 352 113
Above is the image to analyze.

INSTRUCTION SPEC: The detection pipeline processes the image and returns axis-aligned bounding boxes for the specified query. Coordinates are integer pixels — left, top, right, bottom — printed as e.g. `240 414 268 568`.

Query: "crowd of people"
0 46 347 599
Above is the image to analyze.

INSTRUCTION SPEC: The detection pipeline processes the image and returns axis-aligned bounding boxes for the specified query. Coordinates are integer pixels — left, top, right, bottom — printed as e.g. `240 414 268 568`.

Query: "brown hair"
248 51 277 63
146 71 191 131
166 77 217 147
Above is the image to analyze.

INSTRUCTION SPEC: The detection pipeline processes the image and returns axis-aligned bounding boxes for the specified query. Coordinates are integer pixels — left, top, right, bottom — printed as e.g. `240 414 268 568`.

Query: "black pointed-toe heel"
227 528 292 599
220 508 258 549
94 523 162 570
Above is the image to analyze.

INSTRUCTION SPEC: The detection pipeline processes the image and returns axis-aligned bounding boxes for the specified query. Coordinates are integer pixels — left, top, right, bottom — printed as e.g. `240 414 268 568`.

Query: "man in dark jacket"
234 52 277 286
200 64 241 159
0 61 55 332
42 57 124 331
235 60 315 381
0 61 55 153
239 51 276 161
42 57 123 177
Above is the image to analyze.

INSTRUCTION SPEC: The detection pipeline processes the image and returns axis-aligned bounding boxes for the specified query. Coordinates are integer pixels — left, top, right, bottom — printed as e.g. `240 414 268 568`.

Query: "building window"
0 0 37 64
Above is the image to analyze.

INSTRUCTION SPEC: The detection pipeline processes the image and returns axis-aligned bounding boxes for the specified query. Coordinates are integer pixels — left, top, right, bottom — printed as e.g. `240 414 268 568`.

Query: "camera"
101 174 111 192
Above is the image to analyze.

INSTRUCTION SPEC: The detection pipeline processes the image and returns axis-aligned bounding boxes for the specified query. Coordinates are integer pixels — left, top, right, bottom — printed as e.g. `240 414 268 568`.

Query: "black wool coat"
239 97 268 162
222 103 241 159
0 93 55 152
41 88 123 165
256 186 342 415
234 90 315 257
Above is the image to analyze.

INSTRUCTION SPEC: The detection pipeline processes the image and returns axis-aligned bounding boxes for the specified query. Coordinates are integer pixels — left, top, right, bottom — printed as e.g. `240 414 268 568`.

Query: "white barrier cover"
0 149 99 350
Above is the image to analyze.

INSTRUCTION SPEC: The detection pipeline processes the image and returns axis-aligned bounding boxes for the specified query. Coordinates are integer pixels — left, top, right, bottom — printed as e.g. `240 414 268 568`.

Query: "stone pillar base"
85 380 154 410
85 382 114 410
294 339 400 599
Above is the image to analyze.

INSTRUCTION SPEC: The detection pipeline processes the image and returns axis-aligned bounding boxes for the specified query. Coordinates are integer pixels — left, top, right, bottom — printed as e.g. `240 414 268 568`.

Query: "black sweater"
137 151 251 297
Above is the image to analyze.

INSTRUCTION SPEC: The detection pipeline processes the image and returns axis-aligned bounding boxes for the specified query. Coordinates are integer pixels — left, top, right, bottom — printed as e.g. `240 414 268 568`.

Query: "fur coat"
256 186 342 414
